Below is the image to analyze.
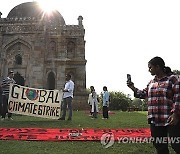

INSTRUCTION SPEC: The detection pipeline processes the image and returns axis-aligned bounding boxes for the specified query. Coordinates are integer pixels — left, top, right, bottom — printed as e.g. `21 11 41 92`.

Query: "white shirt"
91 91 99 112
63 80 74 98
88 93 93 105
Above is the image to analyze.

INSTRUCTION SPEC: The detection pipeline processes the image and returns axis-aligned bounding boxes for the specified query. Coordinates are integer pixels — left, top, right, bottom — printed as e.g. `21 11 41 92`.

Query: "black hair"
66 74 71 78
103 86 107 91
90 86 94 89
148 56 165 70
90 86 95 92
164 66 173 76
8 71 14 75
148 57 173 74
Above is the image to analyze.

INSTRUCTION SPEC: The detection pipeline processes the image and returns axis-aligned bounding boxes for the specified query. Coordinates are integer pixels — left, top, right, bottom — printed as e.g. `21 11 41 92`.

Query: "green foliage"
142 99 148 111
131 98 142 107
130 98 148 111
173 69 180 75
86 88 91 93
108 91 131 111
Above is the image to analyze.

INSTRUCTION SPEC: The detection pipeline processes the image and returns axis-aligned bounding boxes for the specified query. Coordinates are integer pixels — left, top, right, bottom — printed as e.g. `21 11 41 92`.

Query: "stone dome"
7 2 65 25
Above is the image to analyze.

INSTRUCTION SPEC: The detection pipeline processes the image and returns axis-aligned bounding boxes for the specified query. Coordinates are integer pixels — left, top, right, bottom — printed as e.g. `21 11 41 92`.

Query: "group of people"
1 56 180 154
87 86 110 119
56 55 180 154
59 57 180 154
0 70 110 121
0 72 75 121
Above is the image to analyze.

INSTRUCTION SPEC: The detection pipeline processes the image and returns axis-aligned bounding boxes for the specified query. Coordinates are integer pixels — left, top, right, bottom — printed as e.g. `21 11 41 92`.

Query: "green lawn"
0 111 175 154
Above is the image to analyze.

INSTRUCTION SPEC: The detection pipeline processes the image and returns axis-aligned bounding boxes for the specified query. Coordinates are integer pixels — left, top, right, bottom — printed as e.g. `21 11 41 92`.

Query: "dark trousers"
150 123 180 154
0 94 2 116
89 105 92 115
2 95 12 118
103 106 109 118
92 102 97 118
61 97 72 120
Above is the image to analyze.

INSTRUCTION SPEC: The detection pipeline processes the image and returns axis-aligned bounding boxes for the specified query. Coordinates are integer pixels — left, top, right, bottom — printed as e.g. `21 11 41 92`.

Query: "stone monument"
0 2 88 109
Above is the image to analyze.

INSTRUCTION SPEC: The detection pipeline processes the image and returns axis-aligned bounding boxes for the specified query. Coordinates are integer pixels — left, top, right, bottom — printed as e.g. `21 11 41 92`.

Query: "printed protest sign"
8 84 63 119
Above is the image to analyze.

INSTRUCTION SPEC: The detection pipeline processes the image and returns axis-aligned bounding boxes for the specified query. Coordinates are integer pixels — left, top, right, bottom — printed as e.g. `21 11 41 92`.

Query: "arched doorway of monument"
14 72 25 86
47 72 55 90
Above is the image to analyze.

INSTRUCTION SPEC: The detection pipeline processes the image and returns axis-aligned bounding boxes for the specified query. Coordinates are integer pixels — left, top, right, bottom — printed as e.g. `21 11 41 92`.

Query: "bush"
130 98 148 111
108 91 131 111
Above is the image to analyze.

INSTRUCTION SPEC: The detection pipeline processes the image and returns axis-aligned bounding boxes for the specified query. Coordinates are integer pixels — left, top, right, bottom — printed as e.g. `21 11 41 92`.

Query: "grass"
0 111 176 154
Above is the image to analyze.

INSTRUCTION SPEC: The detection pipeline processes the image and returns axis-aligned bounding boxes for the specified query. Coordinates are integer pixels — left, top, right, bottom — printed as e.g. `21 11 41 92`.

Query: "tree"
131 98 142 108
142 99 148 111
173 70 180 75
131 98 148 111
108 91 131 111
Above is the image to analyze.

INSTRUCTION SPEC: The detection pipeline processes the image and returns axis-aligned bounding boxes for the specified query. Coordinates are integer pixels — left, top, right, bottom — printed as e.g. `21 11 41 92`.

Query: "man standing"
0 86 2 116
59 74 74 121
1 71 16 121
102 86 110 119
87 86 95 116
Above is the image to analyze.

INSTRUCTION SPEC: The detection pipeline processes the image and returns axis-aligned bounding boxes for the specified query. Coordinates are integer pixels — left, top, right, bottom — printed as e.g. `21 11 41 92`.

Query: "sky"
1 0 180 97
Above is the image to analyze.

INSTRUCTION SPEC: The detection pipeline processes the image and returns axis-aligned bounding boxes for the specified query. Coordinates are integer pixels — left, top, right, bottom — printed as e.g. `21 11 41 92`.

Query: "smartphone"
127 74 131 82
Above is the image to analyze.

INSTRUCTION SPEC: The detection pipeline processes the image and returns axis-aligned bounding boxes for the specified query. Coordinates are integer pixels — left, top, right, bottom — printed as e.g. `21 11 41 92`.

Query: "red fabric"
0 128 150 141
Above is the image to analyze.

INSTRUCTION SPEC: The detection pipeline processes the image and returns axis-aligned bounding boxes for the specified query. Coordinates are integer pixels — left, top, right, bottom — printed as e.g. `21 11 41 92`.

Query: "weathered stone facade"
0 2 88 110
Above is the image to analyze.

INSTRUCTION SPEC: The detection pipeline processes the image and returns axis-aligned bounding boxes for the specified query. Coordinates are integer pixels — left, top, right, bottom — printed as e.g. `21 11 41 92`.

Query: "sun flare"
37 0 58 13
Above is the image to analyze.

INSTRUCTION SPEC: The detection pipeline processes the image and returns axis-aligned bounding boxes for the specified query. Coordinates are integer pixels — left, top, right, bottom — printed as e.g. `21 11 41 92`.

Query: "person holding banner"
0 86 2 116
1 71 16 121
59 74 74 121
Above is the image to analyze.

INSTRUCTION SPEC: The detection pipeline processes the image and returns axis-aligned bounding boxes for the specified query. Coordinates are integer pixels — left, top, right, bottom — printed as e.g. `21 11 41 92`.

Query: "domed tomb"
7 1 65 25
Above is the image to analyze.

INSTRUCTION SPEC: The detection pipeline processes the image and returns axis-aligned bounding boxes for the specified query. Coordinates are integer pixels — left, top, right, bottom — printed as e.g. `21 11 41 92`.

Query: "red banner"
0 128 150 141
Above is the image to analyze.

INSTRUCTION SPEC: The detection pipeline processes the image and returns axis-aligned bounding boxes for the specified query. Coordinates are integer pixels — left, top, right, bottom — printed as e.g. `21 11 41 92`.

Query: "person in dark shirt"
0 86 2 116
1 71 16 121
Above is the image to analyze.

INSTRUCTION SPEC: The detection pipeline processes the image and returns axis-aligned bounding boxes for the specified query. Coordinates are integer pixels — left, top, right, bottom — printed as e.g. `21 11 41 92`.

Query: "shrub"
108 91 131 111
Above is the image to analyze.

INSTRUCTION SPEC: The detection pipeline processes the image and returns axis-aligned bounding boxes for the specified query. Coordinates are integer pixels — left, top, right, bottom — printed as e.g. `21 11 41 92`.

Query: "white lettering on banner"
8 84 63 119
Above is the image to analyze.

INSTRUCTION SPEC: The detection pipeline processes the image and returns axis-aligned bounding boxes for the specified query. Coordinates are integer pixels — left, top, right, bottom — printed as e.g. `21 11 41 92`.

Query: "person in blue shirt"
102 86 110 119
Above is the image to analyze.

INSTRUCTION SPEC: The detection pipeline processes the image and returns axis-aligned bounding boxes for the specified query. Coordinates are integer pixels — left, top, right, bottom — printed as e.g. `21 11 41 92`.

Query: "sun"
36 0 58 14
